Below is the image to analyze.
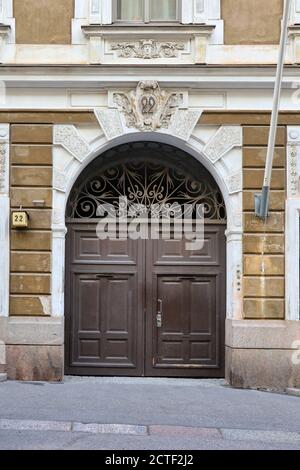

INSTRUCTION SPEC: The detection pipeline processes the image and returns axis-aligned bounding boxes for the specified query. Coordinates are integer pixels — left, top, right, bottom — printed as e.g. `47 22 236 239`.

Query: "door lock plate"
156 314 162 328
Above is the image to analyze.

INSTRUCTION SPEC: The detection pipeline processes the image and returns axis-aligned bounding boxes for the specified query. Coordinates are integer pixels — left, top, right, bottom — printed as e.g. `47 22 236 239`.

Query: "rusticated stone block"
243 234 285 254
11 145 52 165
244 213 284 233
226 347 300 391
243 147 285 168
244 169 285 190
11 125 52 144
243 298 285 319
243 126 286 146
10 209 52 230
243 190 285 211
244 255 284 276
6 345 63 382
11 253 51 273
244 277 285 298
11 167 52 187
10 296 51 316
10 188 52 208
10 274 51 295
11 231 51 251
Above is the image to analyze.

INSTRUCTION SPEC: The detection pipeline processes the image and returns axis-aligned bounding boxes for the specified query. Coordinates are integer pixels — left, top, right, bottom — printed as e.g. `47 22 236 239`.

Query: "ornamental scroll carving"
113 81 183 132
111 40 184 59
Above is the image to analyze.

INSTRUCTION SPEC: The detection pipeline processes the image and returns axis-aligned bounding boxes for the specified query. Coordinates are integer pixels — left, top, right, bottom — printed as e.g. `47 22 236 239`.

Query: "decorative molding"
287 127 300 198
170 109 203 141
0 123 9 319
0 125 9 195
113 81 183 132
203 126 243 163
94 108 124 140
288 144 299 197
82 24 215 64
111 40 185 59
225 172 243 195
54 125 90 162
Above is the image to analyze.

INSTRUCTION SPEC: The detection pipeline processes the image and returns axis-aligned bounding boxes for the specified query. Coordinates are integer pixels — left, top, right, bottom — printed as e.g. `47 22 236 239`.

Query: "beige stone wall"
243 126 286 320
14 0 74 45
222 0 283 45
10 125 53 316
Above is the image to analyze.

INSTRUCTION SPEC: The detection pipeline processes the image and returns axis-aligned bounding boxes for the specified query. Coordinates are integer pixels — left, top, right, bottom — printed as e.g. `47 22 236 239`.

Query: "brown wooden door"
145 225 226 377
65 222 226 377
65 222 145 376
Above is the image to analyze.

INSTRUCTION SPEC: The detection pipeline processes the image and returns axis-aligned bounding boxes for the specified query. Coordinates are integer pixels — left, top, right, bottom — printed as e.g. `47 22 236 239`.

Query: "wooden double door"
65 222 226 377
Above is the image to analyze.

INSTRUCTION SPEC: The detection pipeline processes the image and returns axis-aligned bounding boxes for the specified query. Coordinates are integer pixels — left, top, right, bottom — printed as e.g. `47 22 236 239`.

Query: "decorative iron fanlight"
66 143 226 222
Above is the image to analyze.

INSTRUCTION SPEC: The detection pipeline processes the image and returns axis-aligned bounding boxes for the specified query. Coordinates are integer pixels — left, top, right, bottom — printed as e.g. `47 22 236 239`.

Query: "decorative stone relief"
113 81 183 132
53 169 67 193
54 125 90 162
170 109 203 141
203 126 243 163
94 109 124 140
0 143 6 194
0 125 9 195
288 144 299 197
111 40 185 59
287 127 300 198
225 172 243 195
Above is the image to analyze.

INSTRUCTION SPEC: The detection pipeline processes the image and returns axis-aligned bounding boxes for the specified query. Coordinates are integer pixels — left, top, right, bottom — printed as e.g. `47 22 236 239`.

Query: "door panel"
65 224 144 376
145 225 226 377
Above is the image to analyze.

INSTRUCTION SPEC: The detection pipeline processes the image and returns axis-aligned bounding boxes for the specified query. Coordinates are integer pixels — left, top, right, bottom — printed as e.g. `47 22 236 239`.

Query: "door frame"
51 129 243 379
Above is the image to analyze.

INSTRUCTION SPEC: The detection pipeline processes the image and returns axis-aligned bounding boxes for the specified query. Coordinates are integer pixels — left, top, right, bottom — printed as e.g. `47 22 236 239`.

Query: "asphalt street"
0 377 299 450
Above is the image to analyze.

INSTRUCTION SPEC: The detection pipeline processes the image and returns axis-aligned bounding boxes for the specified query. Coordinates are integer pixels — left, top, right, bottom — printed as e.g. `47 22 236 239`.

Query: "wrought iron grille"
66 143 226 221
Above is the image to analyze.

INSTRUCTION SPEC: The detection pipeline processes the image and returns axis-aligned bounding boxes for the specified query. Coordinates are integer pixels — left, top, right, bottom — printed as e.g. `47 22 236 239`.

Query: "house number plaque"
11 211 29 229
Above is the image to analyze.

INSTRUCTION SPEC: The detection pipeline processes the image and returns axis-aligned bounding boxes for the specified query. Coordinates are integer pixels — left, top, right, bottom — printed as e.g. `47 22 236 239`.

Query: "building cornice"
82 24 216 37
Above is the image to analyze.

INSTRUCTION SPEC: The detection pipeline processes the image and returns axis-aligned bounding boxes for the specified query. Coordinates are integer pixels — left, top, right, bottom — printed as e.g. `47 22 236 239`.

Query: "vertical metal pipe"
256 0 292 219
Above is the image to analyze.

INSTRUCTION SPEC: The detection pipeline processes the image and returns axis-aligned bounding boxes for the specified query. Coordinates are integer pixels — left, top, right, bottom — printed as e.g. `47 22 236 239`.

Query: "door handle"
156 299 163 328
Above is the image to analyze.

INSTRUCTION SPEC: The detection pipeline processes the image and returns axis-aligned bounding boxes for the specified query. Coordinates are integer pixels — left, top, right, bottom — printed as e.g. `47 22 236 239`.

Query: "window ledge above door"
82 23 215 65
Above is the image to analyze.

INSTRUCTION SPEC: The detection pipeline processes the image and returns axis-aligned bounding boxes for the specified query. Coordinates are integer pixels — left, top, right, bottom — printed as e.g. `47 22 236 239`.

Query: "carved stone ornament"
203 126 243 163
111 39 184 59
54 125 90 162
113 81 183 132
288 143 299 197
0 142 6 193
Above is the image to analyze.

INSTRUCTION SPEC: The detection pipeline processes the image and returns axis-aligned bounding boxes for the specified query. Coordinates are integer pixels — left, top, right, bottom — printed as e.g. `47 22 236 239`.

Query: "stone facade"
0 1 299 390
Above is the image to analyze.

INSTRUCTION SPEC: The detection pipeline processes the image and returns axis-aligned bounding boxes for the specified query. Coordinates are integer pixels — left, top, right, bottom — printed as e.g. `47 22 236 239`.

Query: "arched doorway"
65 142 227 377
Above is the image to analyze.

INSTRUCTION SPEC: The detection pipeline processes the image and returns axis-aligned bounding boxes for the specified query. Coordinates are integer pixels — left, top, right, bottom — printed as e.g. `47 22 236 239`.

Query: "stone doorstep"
286 388 300 397
0 373 7 382
0 420 300 444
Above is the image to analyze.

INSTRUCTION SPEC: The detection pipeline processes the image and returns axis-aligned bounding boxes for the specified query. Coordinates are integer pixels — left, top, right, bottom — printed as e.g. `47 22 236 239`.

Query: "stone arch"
52 124 243 321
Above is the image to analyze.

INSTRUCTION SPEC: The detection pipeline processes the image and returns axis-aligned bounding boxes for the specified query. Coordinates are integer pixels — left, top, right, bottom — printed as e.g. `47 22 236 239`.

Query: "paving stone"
72 422 148 436
149 425 222 439
221 428 300 444
0 419 71 432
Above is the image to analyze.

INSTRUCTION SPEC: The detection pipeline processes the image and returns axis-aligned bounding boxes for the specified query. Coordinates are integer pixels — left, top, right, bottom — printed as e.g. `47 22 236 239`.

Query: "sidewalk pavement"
0 377 299 450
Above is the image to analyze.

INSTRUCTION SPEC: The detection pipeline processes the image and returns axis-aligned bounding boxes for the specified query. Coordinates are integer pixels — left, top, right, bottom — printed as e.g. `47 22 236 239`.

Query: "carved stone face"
142 43 154 58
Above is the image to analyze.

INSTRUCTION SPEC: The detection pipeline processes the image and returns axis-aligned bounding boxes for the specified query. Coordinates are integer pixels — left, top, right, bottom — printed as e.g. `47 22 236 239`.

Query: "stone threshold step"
286 388 300 397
